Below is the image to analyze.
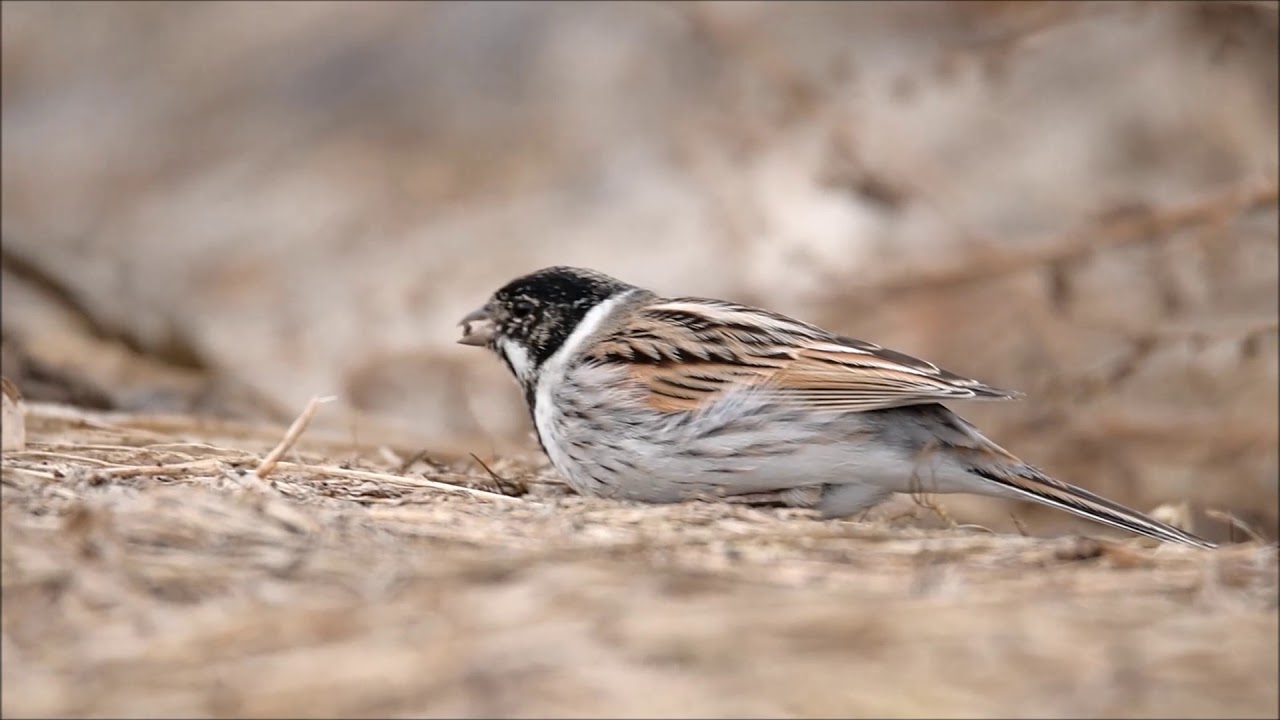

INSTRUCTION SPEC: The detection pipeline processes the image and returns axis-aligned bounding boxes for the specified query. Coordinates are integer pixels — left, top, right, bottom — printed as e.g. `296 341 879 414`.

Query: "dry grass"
2 401 1276 719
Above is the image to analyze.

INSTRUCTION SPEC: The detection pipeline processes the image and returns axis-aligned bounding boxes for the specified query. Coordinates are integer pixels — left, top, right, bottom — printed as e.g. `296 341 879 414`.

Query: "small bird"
457 266 1214 548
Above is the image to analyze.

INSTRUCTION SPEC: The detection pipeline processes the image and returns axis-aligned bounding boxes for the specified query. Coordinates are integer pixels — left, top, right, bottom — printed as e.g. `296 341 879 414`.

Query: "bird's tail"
965 461 1216 549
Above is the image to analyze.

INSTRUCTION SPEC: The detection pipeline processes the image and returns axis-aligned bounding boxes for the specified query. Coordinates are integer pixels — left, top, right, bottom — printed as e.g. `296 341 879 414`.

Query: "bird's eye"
510 301 534 319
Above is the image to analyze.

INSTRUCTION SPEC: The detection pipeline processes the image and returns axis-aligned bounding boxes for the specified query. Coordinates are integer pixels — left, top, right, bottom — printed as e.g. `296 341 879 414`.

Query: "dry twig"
274 462 533 506
1206 509 1268 545
255 395 337 481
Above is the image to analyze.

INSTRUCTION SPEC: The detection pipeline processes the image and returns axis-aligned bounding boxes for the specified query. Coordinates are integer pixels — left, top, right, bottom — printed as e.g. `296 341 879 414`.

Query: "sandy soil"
2 401 1275 719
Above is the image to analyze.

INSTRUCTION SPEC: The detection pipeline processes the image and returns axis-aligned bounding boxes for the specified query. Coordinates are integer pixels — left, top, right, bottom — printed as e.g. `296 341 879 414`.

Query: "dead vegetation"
2 400 1277 718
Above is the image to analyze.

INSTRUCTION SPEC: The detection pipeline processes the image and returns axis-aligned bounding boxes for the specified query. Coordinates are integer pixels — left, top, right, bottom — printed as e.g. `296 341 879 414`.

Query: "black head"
457 266 636 377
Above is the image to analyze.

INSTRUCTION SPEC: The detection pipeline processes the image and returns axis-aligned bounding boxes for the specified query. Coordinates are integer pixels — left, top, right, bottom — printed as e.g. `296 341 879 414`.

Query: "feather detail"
584 297 1022 413
966 463 1216 549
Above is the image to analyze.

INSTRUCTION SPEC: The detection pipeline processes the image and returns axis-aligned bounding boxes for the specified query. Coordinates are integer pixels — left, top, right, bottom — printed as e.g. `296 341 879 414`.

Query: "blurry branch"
1077 317 1278 353
1087 413 1276 449
0 336 115 410
842 179 1278 301
997 408 1275 472
2 251 290 421
671 2 1276 314
672 0 1117 123
1205 509 1267 544
1 243 207 371
1017 315 1276 412
935 1 1095 83
940 1 1276 87
0 244 123 353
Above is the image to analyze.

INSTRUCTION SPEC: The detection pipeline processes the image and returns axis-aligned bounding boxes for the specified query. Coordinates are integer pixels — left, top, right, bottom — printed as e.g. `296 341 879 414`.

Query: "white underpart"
498 337 535 383
532 290 635 468
518 293 988 512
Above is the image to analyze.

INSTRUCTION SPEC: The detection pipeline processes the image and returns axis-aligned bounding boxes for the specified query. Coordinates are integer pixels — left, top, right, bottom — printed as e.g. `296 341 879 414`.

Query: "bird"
456 266 1215 549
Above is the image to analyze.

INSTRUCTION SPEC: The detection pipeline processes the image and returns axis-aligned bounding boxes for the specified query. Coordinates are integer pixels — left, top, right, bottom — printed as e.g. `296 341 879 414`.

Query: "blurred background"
2 0 1277 541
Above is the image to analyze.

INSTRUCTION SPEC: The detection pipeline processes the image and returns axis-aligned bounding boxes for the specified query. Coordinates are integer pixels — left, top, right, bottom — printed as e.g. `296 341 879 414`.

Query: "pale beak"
457 307 496 346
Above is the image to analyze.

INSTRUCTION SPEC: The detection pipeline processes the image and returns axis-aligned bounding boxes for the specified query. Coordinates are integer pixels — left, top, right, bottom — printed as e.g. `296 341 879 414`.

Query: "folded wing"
585 298 1022 413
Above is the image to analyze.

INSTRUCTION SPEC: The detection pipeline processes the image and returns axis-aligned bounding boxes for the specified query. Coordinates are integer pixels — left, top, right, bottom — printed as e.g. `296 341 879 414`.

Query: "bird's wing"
583 298 1022 413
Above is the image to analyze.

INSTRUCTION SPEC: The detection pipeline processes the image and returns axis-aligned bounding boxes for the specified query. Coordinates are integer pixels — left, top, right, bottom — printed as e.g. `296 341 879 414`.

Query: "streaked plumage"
457 266 1215 549
586 297 1021 413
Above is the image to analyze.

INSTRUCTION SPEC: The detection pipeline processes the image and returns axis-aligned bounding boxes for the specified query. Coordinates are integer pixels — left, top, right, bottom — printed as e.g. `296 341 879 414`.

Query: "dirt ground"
1 400 1275 719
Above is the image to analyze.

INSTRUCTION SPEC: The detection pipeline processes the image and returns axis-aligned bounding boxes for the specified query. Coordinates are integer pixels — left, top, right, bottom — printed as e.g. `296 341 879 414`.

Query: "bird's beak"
457 307 496 347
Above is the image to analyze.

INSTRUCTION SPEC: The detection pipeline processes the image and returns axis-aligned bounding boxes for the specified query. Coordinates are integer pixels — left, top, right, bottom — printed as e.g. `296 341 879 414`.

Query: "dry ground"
1 401 1276 719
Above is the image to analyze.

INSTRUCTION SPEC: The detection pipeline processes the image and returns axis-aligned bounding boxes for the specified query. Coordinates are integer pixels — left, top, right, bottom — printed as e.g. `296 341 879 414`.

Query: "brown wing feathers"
586 299 1021 413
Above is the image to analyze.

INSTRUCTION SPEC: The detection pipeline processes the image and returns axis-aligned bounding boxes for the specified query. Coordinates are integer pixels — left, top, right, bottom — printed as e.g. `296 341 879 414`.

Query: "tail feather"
968 465 1217 549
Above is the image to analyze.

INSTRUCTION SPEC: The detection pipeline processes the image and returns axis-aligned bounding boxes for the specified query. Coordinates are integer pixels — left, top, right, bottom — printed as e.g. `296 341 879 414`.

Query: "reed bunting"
457 266 1214 548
